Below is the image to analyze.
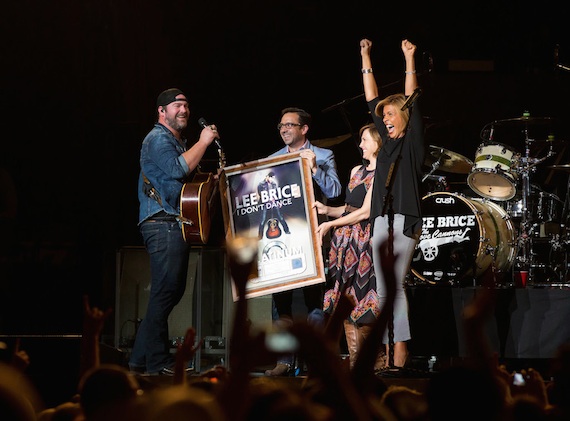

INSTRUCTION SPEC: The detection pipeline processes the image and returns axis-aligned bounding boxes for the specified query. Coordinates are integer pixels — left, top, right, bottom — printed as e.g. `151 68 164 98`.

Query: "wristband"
405 70 416 74
361 68 373 74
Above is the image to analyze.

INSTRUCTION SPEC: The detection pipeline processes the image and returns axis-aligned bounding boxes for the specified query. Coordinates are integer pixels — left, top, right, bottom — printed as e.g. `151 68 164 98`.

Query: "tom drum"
468 143 519 201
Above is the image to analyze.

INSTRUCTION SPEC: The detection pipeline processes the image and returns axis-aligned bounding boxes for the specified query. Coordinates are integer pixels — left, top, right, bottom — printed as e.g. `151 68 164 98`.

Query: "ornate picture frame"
219 152 326 300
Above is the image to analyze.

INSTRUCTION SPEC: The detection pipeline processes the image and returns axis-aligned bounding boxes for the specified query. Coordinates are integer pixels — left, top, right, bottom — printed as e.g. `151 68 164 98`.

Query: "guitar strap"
141 171 163 206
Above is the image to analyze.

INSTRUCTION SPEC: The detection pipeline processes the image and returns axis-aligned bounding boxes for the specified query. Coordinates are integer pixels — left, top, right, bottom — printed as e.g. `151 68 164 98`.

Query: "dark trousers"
273 284 324 319
129 219 190 373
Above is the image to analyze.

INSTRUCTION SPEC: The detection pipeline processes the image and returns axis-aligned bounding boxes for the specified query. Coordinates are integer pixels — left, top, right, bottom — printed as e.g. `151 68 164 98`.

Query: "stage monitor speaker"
114 246 233 371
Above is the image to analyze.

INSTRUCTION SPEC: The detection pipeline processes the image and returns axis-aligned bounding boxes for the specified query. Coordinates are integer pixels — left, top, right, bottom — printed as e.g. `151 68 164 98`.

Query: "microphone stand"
381 153 401 369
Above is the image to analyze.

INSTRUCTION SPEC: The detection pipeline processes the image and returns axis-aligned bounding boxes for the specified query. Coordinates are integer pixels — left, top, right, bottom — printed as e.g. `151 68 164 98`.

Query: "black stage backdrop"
1 1 569 349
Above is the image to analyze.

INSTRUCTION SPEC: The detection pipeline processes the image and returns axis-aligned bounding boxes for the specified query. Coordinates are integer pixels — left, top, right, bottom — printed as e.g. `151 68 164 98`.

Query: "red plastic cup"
520 271 528 287
515 271 528 287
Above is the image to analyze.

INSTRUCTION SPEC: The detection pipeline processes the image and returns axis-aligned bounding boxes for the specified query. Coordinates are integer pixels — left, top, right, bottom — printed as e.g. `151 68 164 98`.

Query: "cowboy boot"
343 320 359 369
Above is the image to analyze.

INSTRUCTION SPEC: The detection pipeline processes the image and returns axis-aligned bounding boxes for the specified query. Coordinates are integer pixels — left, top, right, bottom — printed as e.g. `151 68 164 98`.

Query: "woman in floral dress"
314 123 384 370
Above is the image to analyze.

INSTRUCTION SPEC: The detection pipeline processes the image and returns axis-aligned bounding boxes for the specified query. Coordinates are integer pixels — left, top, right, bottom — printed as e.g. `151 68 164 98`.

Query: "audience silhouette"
3 238 570 421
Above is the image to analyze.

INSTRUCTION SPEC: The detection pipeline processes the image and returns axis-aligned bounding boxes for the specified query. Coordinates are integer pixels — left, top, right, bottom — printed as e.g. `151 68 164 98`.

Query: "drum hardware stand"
468 240 492 288
514 130 557 286
482 238 500 287
465 251 478 287
423 174 448 194
556 170 570 285
422 150 445 182
380 137 406 368
382 174 396 368
542 159 570 286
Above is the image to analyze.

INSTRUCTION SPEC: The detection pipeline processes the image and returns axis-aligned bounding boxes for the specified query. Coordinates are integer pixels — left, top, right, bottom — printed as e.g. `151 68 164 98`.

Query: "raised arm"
180 125 219 173
360 39 379 101
80 295 113 378
402 39 418 96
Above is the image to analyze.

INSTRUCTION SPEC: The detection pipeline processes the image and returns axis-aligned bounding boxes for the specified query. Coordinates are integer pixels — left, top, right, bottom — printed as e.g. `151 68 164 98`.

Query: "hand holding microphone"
198 117 222 149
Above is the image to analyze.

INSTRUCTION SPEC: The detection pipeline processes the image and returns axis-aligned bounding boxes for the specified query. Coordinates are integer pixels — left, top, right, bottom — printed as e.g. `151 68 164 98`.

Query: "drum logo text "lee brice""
423 215 477 228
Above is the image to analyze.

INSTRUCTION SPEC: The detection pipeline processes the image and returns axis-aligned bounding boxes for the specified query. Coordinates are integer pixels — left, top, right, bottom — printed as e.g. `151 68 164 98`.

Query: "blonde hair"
374 93 410 129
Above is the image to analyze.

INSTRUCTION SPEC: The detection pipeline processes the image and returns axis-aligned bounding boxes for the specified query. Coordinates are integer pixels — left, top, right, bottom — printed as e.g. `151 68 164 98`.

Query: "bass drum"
411 192 516 284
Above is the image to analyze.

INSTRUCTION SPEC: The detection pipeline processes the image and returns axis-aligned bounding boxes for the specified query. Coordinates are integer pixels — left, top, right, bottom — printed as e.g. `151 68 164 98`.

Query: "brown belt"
345 205 359 213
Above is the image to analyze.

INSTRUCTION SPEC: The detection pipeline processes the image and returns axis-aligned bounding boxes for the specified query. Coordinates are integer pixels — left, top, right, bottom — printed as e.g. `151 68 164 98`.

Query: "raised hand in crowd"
11 338 31 372
217 236 267 421
499 364 551 410
0 361 44 421
80 294 113 377
289 320 374 421
172 326 202 385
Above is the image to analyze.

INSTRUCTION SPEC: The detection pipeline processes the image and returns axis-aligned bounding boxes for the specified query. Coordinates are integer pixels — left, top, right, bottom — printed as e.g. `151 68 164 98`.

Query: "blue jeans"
129 219 190 373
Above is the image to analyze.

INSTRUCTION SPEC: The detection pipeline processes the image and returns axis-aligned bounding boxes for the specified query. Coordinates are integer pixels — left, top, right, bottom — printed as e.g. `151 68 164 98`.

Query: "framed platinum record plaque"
219 152 326 300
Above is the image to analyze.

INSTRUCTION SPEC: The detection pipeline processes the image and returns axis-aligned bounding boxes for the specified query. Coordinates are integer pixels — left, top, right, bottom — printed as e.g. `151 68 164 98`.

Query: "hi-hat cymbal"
547 164 570 173
425 145 474 174
491 116 555 126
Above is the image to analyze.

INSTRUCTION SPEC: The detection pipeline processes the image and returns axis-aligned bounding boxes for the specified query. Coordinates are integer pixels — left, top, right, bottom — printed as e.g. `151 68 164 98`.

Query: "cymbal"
546 164 570 173
527 137 565 144
491 116 555 126
311 133 352 148
425 145 473 174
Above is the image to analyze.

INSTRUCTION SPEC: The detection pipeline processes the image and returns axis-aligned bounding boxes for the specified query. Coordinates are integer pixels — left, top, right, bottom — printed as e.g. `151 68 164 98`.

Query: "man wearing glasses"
264 107 341 376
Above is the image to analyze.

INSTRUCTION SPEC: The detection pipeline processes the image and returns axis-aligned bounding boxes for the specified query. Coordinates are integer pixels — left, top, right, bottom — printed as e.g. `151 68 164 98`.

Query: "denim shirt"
138 123 191 225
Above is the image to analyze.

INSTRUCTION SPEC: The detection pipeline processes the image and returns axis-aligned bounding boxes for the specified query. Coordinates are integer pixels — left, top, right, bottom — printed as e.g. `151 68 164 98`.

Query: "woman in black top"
360 38 425 368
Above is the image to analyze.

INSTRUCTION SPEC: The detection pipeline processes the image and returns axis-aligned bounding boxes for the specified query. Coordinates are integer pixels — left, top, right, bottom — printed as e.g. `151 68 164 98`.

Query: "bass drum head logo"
411 192 480 284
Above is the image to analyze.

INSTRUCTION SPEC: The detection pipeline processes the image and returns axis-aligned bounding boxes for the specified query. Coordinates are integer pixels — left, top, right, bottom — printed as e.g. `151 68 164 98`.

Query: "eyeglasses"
277 122 302 130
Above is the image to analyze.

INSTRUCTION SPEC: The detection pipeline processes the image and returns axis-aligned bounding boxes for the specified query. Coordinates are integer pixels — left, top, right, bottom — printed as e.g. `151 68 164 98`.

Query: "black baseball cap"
156 88 187 107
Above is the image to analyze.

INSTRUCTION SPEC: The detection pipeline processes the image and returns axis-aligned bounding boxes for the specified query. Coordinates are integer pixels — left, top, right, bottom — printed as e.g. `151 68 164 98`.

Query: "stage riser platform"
407 286 570 360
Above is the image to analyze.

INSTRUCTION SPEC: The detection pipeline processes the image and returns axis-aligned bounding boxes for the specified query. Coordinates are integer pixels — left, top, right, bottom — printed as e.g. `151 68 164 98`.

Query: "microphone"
198 117 222 149
401 88 422 111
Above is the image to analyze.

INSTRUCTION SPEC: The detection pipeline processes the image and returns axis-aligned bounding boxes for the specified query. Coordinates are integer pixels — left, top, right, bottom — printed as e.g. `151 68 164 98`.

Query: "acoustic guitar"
179 144 226 244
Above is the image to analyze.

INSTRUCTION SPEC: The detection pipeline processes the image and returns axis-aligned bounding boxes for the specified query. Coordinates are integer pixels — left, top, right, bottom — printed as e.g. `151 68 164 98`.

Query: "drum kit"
411 115 570 287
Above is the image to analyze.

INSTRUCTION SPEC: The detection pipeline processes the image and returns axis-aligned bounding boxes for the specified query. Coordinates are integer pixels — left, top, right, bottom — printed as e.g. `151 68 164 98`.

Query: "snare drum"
468 143 519 201
411 192 516 284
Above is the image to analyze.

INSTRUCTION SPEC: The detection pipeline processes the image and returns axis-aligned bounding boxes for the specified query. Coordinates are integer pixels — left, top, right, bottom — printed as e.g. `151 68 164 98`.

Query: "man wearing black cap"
129 88 219 375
